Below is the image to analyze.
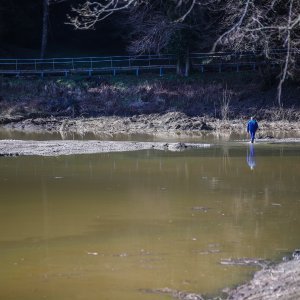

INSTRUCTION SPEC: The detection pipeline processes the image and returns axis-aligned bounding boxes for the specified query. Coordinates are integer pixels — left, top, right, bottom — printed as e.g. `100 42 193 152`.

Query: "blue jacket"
247 119 258 133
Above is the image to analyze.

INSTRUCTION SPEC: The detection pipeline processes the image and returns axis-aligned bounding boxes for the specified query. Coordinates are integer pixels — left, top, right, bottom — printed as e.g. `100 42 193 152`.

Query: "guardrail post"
88 70 92 77
113 69 116 76
136 68 139 76
201 65 204 73
236 64 240 72
160 67 163 76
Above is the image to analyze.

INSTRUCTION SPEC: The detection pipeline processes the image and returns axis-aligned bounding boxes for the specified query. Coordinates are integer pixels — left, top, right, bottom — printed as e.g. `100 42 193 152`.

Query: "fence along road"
0 50 284 77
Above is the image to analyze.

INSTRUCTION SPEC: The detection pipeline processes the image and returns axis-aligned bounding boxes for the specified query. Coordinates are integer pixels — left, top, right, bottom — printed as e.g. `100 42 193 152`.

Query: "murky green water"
0 143 300 300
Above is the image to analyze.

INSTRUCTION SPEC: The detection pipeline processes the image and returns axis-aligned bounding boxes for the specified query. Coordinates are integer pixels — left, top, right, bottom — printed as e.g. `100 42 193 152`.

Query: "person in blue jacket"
247 117 259 143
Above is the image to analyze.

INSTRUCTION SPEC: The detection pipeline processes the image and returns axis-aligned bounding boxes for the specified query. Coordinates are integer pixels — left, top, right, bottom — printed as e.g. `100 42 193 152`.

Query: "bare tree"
211 0 300 106
41 0 49 58
126 10 181 55
68 0 211 76
41 0 68 59
67 0 300 105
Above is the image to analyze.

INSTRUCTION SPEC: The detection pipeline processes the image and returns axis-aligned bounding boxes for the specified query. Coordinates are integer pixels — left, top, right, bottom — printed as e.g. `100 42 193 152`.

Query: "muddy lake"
0 133 300 300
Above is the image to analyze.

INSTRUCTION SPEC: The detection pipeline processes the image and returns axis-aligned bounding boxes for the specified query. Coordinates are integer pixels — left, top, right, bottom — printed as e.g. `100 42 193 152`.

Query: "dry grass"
220 87 232 121
0 75 299 121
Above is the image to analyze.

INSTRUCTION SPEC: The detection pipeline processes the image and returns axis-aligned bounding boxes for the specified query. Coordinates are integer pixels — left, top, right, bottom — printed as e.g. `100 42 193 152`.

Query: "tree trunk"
277 0 293 107
184 48 190 77
176 58 181 75
41 0 49 59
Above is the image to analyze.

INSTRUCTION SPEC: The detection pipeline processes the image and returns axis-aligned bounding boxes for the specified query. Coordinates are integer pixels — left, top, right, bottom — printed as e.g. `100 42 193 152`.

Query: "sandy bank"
0 140 212 156
1 138 300 157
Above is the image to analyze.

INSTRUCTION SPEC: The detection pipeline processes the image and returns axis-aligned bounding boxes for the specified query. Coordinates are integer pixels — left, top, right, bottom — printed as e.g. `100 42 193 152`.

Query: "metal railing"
0 50 286 77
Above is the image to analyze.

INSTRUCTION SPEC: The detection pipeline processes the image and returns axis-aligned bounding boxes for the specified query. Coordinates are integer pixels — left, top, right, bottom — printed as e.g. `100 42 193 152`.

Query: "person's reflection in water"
247 143 256 170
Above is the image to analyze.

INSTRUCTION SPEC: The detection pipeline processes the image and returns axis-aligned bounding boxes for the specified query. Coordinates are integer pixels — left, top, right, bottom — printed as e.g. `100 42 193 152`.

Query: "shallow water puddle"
0 144 300 300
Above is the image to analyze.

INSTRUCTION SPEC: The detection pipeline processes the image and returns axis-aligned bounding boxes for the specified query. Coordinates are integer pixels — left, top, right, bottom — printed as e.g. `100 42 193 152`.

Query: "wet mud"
1 112 300 138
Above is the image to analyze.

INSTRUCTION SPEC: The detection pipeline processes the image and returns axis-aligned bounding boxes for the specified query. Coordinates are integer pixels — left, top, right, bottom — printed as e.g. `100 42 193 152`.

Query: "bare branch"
67 0 209 29
277 0 294 106
67 0 141 29
176 0 197 22
211 0 252 52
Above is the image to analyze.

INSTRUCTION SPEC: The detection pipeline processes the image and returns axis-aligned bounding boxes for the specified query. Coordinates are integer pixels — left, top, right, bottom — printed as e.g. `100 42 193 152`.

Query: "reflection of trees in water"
42 178 50 274
222 146 231 174
263 187 270 207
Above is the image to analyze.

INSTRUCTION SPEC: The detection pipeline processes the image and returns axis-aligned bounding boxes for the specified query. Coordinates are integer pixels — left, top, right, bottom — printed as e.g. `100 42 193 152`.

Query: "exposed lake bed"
1 112 300 139
1 123 300 300
1 138 300 157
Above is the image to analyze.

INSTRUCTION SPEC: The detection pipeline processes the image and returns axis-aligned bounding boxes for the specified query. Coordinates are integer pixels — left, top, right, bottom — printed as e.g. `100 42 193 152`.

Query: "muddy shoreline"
0 112 300 156
143 254 300 300
1 112 300 139
1 137 300 157
224 257 300 300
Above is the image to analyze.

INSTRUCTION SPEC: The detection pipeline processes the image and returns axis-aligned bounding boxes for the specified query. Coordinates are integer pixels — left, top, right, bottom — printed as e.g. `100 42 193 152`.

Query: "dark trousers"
250 131 256 143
